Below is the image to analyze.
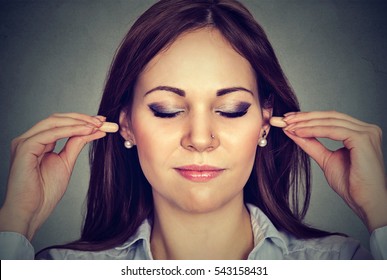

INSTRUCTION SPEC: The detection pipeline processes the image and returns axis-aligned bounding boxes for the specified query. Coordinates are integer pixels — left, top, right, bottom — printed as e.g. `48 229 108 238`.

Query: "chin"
179 201 222 214
175 189 242 215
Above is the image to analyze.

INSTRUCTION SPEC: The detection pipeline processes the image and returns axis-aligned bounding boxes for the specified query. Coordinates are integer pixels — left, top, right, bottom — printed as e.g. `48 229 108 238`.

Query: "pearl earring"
124 140 134 149
258 130 267 147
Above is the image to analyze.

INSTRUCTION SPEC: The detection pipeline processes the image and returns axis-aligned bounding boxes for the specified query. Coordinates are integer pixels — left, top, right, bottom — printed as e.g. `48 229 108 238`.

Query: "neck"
150 196 254 260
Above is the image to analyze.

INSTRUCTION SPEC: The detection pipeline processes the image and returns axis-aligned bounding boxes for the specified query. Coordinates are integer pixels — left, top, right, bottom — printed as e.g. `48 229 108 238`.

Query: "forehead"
136 28 257 92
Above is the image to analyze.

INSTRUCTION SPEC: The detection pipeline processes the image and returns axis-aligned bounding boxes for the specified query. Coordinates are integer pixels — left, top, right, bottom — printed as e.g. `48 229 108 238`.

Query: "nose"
181 111 220 152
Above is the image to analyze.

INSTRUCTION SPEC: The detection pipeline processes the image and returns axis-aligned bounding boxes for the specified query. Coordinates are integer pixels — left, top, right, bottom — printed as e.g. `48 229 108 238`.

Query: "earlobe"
119 110 136 144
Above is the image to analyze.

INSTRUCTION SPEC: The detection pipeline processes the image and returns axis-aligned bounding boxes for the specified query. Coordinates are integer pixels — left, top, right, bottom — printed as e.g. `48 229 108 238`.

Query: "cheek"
131 116 160 167
235 129 260 171
131 112 179 180
220 114 262 160
130 105 151 160
131 104 263 176
231 118 262 185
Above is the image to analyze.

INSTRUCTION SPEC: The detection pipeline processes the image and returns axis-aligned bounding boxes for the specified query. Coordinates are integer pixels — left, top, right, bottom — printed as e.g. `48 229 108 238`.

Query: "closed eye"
148 103 184 118
215 102 251 118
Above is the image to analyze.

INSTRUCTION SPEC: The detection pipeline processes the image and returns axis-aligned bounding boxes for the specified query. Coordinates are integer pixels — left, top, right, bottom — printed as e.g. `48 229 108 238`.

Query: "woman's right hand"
0 113 107 240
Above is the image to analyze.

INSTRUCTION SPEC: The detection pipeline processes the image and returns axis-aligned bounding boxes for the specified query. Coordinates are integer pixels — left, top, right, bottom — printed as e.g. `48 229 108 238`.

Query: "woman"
0 0 386 259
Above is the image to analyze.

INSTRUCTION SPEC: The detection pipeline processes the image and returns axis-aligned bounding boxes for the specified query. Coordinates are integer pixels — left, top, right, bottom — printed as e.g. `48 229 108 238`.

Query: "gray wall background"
0 0 386 253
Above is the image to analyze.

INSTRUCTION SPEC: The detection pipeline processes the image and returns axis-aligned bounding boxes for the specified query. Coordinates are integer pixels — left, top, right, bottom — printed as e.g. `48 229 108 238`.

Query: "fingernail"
92 116 105 126
95 115 106 121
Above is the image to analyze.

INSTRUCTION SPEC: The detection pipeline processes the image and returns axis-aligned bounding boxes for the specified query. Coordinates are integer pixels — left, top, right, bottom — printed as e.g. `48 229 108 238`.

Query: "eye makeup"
148 103 185 118
215 102 251 118
148 101 252 119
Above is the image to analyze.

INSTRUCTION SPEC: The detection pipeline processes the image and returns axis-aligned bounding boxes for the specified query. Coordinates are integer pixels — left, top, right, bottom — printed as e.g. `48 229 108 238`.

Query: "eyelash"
216 111 248 118
148 103 251 119
148 104 183 118
215 102 251 118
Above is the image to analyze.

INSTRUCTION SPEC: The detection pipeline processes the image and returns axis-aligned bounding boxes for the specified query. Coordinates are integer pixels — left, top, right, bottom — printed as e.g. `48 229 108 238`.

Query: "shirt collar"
114 203 289 257
114 218 152 251
246 203 289 255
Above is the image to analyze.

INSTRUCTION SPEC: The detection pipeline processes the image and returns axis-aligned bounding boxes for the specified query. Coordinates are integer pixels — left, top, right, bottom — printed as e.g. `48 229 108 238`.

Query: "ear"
119 110 136 144
262 107 273 136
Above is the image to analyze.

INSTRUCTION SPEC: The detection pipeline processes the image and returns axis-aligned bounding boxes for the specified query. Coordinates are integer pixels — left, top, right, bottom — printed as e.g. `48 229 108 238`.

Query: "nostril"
182 134 219 153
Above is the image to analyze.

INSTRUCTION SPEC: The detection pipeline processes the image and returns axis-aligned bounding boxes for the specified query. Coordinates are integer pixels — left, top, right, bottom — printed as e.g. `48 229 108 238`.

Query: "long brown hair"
54 0 333 252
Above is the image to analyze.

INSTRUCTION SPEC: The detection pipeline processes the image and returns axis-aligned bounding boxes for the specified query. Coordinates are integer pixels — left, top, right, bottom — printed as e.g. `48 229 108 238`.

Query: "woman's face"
122 28 270 214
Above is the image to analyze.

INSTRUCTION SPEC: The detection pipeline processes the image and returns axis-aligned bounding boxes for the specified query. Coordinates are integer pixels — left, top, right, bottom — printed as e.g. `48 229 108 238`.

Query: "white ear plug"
98 122 119 133
269 117 287 128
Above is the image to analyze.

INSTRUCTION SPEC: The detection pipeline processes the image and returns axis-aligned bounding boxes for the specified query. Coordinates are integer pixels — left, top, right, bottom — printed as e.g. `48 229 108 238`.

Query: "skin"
0 28 385 260
119 28 270 259
282 111 387 232
124 28 269 213
0 113 106 240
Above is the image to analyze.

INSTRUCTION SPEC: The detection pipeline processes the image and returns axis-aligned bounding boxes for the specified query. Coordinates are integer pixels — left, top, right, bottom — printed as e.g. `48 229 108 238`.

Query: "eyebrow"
216 87 254 96
144 86 185 97
144 86 254 97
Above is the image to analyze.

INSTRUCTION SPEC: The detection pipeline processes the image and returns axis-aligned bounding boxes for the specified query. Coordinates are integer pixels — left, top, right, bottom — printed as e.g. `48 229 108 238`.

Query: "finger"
17 125 97 157
287 125 357 146
283 130 332 170
284 118 366 134
41 143 56 156
283 111 370 127
286 124 385 168
59 131 106 170
51 112 105 126
18 114 103 140
94 115 107 123
286 125 384 164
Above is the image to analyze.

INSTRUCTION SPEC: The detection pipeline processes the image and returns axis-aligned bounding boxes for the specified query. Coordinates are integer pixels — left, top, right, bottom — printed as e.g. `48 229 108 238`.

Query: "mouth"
174 165 225 183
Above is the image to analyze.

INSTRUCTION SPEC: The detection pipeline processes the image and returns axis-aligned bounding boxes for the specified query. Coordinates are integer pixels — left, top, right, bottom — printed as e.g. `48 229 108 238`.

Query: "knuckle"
370 124 383 141
358 126 382 145
12 137 29 155
10 137 21 152
374 125 382 137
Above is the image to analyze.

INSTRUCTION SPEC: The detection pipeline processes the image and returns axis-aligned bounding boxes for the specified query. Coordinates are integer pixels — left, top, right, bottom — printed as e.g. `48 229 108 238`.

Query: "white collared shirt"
1 204 386 259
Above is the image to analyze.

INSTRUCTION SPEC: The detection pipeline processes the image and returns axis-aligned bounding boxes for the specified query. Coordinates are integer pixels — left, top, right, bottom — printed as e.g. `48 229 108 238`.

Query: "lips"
174 165 225 182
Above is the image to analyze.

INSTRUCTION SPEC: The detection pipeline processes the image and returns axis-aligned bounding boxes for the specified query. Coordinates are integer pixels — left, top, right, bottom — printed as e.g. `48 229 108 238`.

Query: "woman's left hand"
281 111 387 232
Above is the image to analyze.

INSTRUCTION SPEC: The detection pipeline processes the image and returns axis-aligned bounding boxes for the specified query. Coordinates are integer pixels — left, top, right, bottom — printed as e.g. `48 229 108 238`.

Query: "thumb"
59 131 106 171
